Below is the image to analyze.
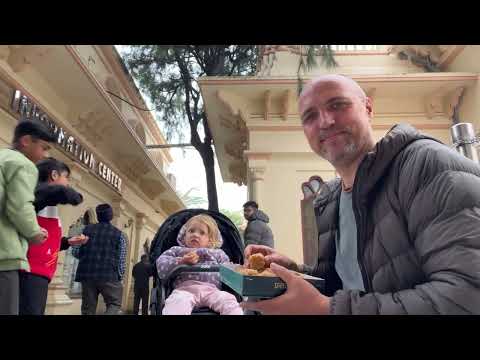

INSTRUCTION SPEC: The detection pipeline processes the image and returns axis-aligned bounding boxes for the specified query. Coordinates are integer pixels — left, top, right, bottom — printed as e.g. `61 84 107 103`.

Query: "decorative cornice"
216 89 248 123
247 123 452 132
199 73 479 86
228 160 247 186
244 152 272 161
249 166 265 181
159 199 181 214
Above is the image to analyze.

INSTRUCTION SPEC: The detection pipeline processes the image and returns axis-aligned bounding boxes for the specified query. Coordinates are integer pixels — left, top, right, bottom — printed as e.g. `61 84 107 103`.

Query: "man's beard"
319 137 361 166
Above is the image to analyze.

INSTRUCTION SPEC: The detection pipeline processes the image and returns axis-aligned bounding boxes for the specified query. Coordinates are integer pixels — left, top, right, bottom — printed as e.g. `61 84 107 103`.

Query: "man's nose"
317 110 335 129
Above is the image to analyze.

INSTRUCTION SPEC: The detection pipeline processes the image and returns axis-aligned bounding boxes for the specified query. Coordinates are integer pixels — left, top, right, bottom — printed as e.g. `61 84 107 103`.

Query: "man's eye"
302 114 314 124
330 102 349 110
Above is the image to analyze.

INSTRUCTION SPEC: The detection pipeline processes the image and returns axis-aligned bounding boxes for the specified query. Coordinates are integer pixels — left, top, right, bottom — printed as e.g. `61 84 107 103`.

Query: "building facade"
0 45 185 314
199 45 477 265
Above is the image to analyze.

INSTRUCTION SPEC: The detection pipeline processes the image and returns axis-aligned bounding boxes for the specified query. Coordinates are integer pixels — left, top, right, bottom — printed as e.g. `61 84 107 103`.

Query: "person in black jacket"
242 74 480 315
74 204 127 315
132 254 154 315
19 158 86 315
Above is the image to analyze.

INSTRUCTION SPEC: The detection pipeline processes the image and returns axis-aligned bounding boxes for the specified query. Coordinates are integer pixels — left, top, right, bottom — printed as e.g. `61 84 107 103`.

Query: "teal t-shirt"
335 190 365 291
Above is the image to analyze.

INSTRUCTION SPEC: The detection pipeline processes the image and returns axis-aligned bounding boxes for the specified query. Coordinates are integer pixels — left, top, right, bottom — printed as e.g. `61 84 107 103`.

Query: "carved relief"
0 76 14 110
229 160 247 186
224 132 247 160
219 114 247 137
119 155 151 183
74 109 103 130
444 87 465 119
139 178 166 200
104 75 123 112
160 199 180 214
387 45 461 71
7 46 31 73
216 90 248 124
225 141 244 160
73 110 115 144
282 90 293 121
5 46 54 73
390 45 443 64
425 95 443 119
424 86 465 119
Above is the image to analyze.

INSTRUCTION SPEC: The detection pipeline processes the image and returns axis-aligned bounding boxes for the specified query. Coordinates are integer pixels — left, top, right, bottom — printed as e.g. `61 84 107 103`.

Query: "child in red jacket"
19 158 88 315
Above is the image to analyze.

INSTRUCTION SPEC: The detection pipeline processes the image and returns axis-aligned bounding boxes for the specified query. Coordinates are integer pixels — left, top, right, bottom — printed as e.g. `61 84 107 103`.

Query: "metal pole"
451 122 479 163
145 144 193 149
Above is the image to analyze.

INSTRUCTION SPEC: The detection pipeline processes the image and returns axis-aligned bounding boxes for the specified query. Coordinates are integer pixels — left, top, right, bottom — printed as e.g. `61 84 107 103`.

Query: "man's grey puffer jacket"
244 210 274 248
306 123 480 314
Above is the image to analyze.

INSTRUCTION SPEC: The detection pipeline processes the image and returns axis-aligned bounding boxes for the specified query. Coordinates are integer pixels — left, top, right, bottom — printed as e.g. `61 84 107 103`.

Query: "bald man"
242 74 480 315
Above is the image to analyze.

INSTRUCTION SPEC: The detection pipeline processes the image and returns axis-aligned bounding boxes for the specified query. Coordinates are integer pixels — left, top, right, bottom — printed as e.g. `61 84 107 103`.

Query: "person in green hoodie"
0 120 54 315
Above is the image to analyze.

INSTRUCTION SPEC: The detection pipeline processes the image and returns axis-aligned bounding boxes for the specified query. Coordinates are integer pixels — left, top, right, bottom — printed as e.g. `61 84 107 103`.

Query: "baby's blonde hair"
185 214 221 248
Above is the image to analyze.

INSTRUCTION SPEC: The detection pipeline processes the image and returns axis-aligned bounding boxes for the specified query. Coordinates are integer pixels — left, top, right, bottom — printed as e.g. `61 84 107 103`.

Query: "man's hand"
180 251 199 265
30 228 48 244
68 234 89 246
240 263 331 315
244 245 299 271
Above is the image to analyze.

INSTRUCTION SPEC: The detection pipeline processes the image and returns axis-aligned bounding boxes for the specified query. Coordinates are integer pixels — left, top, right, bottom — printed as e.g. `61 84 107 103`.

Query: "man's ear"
50 169 59 182
18 134 31 148
365 97 373 118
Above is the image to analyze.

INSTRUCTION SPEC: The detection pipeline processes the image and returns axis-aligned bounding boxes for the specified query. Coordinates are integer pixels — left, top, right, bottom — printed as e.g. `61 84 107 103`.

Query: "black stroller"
149 209 245 315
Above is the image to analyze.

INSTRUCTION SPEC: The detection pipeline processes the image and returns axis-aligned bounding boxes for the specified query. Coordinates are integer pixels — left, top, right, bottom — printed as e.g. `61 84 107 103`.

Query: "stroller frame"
148 209 244 315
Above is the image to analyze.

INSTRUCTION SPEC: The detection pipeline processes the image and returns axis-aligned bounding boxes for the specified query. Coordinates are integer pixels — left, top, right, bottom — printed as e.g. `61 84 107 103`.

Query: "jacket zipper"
352 190 372 293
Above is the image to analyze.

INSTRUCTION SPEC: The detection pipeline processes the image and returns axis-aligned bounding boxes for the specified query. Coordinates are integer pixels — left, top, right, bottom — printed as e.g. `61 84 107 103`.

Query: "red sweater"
27 206 63 280
26 183 83 280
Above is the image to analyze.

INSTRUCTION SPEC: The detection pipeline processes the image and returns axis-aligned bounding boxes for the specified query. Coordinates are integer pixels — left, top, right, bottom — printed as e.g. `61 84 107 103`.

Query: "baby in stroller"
156 214 244 315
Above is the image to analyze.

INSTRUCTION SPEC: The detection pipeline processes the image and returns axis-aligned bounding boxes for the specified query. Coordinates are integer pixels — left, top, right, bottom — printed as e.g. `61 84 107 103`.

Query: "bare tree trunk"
190 114 219 212
197 144 219 212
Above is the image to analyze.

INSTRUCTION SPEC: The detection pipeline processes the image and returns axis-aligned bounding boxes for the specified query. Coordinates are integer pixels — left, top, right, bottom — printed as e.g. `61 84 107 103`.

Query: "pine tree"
121 46 257 212
297 45 338 95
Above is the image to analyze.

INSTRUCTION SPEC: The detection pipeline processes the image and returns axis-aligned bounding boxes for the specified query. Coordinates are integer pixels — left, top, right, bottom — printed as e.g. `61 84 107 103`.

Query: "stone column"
111 198 127 229
45 163 85 315
44 255 73 315
249 167 266 204
244 152 271 204
126 213 147 313
111 198 131 313
134 213 147 264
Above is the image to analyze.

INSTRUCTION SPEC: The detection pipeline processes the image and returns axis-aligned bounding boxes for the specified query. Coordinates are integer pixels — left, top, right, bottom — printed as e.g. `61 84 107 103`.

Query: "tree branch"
191 46 207 73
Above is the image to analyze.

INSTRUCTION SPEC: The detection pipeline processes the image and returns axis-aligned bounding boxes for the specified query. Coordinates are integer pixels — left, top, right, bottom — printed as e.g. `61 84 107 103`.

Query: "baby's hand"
181 251 199 265
195 248 209 258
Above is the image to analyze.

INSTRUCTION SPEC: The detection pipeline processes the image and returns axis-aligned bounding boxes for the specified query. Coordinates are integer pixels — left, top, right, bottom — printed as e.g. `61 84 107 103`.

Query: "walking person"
132 254 154 315
74 203 127 315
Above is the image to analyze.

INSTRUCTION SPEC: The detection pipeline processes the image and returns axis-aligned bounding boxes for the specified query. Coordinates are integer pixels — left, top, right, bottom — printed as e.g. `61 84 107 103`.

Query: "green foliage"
220 208 245 229
297 45 338 96
121 46 257 142
180 187 208 208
